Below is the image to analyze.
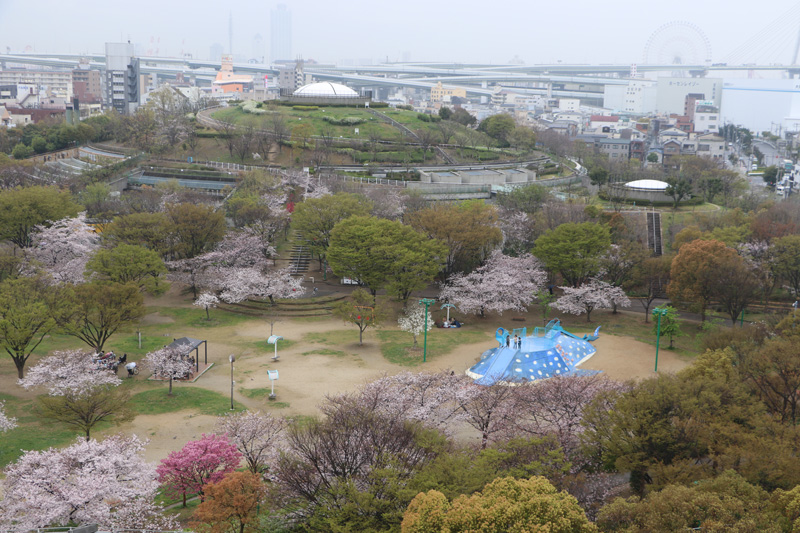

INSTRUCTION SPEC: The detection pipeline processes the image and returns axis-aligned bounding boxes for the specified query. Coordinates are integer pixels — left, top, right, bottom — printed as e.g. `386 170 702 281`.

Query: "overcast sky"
2 0 800 67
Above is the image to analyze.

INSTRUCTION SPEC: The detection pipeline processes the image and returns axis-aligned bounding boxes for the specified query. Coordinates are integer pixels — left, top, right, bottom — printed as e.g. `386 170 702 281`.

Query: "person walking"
506 335 511 348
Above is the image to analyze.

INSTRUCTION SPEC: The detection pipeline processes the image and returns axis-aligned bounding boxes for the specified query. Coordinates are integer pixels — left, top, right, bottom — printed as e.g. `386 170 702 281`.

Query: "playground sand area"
101 315 690 463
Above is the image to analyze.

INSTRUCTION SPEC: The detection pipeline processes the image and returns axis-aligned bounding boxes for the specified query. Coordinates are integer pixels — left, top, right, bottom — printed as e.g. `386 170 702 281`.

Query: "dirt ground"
106 314 690 463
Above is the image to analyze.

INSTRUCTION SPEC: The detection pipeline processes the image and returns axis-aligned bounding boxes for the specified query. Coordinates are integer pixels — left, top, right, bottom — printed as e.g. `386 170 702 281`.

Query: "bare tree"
437 120 458 145
215 120 237 158
231 125 257 163
269 113 290 152
415 128 437 161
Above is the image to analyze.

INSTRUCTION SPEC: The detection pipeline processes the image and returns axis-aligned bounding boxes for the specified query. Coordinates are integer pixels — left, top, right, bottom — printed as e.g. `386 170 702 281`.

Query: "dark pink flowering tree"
145 346 195 395
0 400 16 432
440 250 546 317
555 279 631 322
156 433 242 507
0 435 177 530
215 410 286 474
27 214 100 285
19 349 121 396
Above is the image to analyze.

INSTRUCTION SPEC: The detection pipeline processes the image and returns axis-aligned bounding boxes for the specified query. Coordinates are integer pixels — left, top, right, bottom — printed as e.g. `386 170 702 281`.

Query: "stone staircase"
288 232 311 277
646 211 663 256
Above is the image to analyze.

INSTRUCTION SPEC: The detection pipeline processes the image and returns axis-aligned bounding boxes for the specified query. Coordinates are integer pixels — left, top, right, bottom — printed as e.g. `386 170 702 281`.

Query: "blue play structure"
467 319 600 385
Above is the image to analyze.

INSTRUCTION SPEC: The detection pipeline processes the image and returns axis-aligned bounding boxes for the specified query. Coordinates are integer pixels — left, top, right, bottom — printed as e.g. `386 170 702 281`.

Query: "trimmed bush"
322 116 366 126
292 105 320 111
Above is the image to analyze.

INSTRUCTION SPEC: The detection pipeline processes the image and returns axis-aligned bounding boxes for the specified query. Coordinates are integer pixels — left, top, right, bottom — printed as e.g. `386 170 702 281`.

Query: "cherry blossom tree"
19 349 121 396
18 349 132 440
454 382 520 449
0 400 17 432
27 214 100 285
0 434 178 530
145 346 195 395
215 410 286 474
356 370 467 431
555 279 631 322
439 251 547 317
218 266 304 304
156 433 242 506
398 306 433 348
194 292 219 320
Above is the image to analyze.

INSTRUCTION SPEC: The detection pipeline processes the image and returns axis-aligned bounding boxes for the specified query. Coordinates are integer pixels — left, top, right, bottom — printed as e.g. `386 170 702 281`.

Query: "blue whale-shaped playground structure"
466 319 600 386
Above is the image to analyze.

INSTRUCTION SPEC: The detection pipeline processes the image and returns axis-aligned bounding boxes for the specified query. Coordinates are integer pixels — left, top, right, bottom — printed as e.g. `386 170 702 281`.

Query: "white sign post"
267 335 284 361
267 369 279 399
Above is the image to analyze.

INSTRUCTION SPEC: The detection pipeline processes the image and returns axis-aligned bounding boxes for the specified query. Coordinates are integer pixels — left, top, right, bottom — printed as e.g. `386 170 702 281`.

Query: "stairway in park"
288 232 311 277
646 211 663 256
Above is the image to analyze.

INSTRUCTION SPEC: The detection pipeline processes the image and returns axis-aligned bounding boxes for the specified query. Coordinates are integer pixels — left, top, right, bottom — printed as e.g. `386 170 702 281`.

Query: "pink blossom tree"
218 266 305 304
0 400 17 432
0 434 178 530
27 214 100 285
555 279 631 322
19 349 121 397
439 250 547 317
398 306 433 348
356 370 467 431
145 346 195 395
156 433 242 506
194 292 219 320
454 382 520 449
215 411 286 474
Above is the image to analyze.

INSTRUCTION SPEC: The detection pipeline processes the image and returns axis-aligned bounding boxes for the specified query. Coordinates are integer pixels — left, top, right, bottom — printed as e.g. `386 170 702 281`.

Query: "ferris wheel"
643 21 713 67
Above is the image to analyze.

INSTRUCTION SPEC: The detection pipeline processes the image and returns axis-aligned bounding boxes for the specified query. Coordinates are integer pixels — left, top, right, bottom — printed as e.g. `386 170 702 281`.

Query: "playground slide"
475 347 516 386
495 327 507 346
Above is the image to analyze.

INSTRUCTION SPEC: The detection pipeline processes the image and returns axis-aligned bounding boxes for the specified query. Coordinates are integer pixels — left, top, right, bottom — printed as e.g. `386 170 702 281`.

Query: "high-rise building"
104 42 140 115
270 4 292 64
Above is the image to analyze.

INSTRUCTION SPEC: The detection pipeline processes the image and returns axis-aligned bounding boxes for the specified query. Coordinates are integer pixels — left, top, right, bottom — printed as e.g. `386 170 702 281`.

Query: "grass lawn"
130 387 246 416
0 392 79 466
377 328 491 366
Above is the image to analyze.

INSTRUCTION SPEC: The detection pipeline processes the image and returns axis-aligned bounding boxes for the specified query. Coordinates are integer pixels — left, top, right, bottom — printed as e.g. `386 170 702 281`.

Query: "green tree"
406 201 502 277
451 108 476 126
438 107 453 120
533 222 612 287
0 186 81 248
11 143 33 159
0 277 54 378
495 183 551 214
166 203 226 259
327 216 446 302
772 235 800 296
597 470 781 533
402 476 597 533
54 282 145 353
762 165 780 186
589 167 609 188
38 385 134 441
740 330 800 425
85 244 168 294
477 114 516 146
664 177 692 209
292 193 373 270
508 126 537 152
646 152 659 164
332 288 386 345
652 305 682 348
291 123 314 149
103 212 172 257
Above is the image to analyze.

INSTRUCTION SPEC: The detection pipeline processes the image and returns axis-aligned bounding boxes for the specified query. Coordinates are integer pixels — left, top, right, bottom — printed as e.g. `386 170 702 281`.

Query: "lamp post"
419 298 435 363
653 308 668 373
229 354 235 410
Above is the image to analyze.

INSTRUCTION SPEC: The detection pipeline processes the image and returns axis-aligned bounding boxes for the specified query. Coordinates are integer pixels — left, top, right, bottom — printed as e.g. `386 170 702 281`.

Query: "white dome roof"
625 179 669 190
293 82 359 97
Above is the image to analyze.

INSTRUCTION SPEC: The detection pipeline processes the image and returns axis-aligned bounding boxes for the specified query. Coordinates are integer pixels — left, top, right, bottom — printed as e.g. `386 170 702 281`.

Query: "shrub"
322 116 365 126
292 105 319 111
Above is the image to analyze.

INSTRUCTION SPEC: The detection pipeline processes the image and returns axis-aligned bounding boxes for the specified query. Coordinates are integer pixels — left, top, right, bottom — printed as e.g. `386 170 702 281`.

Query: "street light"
419 298 435 363
653 308 668 373
229 354 236 410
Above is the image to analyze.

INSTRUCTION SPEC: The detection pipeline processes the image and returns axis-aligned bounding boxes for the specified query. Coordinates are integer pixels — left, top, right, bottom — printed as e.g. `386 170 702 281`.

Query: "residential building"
432 82 467 103
695 133 725 159
558 98 581 112
270 4 292 63
276 60 311 94
596 138 631 160
104 42 140 115
72 68 102 104
0 69 73 100
693 101 720 133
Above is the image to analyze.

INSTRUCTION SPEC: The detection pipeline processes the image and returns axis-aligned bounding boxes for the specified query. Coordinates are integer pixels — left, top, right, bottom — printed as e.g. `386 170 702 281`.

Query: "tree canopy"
533 222 612 287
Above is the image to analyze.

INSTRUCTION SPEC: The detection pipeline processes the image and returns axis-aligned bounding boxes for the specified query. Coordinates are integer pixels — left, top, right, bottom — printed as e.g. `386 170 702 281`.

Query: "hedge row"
322 116 366 126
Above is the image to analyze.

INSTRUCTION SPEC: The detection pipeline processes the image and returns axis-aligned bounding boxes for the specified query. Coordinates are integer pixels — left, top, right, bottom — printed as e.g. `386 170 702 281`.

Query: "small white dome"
293 82 359 97
625 179 670 190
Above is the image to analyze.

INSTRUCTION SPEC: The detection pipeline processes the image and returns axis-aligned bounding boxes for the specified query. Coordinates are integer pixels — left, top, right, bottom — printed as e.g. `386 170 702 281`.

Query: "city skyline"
2 1 800 66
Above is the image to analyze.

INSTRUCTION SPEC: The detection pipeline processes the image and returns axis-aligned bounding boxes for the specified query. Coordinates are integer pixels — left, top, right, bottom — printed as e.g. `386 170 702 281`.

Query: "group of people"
93 352 127 373
506 335 523 350
439 318 462 328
